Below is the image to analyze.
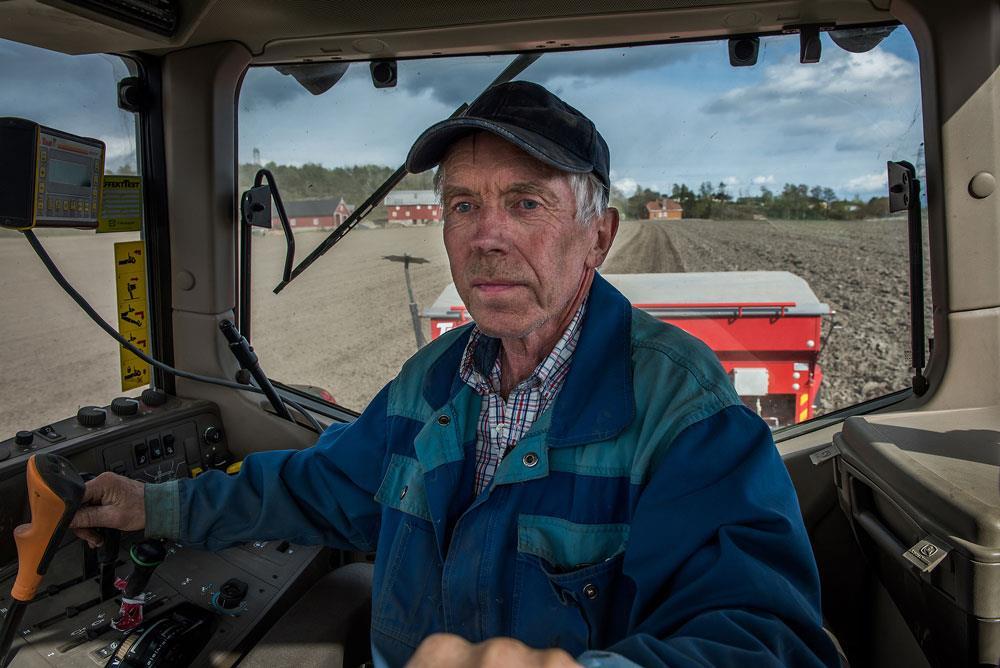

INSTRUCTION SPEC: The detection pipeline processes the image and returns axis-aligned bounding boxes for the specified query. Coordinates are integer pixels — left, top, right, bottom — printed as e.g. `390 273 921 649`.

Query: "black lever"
112 539 166 632
95 528 121 602
79 473 122 603
219 319 292 421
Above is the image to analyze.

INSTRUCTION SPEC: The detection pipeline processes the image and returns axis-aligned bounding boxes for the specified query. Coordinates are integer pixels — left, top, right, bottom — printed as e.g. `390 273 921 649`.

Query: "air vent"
65 0 179 37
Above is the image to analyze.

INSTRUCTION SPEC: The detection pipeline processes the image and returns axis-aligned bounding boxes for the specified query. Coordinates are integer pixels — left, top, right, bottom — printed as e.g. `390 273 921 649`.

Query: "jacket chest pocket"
372 455 441 648
511 515 631 654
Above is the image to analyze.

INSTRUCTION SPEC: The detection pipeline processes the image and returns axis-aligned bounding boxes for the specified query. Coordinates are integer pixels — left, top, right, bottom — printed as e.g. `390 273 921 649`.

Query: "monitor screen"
48 158 91 188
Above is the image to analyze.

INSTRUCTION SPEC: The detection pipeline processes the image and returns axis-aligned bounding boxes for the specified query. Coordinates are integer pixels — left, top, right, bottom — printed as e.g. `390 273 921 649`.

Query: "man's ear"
588 206 619 269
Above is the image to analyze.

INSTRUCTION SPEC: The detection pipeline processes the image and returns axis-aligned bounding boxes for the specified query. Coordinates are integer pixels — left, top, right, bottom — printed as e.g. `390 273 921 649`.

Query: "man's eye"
518 199 540 210
453 202 473 213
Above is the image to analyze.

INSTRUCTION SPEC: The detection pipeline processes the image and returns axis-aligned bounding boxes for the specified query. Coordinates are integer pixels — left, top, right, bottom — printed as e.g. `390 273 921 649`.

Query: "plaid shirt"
459 300 587 494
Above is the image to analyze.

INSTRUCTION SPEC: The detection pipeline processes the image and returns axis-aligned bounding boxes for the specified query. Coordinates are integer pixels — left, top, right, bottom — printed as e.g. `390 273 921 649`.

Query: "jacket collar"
422 273 634 447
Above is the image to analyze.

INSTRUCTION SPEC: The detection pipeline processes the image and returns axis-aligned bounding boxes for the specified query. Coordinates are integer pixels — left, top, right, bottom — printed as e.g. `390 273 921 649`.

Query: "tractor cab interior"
0 1 998 666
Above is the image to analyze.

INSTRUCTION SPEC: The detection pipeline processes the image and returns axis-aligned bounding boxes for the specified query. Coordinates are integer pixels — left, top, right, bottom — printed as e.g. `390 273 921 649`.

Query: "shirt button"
437 415 450 426
399 486 408 500
522 452 539 468
583 583 599 600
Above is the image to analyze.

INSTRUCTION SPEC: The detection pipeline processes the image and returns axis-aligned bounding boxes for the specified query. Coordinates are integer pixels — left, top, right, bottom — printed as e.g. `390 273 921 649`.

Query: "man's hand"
68 472 146 547
406 634 581 668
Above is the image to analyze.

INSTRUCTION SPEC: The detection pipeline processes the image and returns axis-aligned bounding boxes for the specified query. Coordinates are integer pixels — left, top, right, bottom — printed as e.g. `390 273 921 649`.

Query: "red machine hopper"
424 271 830 427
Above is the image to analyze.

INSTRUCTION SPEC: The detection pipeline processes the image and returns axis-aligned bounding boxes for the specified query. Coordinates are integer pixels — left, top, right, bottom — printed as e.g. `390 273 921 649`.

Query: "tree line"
237 162 435 214
615 182 892 221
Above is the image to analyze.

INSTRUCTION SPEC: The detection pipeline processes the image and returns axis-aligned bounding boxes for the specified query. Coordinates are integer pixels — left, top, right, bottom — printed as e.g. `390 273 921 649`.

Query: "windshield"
240 26 928 428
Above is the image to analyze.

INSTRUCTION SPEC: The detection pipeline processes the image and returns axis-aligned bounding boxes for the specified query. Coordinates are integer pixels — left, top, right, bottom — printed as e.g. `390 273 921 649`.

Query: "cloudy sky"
2 27 922 200
238 28 922 200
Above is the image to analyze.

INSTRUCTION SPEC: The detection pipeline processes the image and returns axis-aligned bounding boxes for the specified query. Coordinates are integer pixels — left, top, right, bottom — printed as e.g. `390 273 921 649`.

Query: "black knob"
203 426 223 445
140 389 167 407
216 578 248 610
110 397 140 417
77 406 107 427
122 540 166 599
15 431 33 447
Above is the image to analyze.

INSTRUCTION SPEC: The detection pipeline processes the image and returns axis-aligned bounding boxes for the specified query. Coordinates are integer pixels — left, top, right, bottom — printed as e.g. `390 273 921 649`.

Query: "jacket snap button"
522 452 539 468
399 485 408 500
437 415 450 426
583 583 598 600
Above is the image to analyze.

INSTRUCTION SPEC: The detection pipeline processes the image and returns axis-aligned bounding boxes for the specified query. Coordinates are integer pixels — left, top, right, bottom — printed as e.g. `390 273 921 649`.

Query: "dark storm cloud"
240 43 700 111
0 39 137 164
240 66 323 110
395 44 699 107
1 41 118 125
834 136 870 152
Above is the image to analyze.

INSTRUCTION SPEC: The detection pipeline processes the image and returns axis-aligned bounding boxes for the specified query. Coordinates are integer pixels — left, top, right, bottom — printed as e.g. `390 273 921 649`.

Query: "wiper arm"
273 52 541 294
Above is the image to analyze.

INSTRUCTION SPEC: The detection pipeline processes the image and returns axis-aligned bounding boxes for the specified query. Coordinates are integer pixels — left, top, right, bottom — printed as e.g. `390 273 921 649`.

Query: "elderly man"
71 82 838 667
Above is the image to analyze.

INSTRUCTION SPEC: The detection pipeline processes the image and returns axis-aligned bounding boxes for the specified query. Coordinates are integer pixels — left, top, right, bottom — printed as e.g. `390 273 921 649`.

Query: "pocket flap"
375 454 431 521
517 515 629 570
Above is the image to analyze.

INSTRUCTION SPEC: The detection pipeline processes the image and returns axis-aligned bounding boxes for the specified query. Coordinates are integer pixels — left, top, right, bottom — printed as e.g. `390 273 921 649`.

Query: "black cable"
276 395 323 434
23 231 322 434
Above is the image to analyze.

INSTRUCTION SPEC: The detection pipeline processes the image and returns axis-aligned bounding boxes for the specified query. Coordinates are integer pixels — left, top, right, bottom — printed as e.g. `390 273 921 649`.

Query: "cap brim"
406 117 594 177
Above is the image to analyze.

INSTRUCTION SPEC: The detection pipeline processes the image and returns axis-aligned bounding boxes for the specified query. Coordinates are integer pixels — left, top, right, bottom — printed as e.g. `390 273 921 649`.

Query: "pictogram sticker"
114 240 150 391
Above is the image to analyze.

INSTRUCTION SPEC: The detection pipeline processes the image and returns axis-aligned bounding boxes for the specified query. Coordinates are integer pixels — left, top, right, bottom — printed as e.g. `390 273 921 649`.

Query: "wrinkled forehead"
439 132 564 187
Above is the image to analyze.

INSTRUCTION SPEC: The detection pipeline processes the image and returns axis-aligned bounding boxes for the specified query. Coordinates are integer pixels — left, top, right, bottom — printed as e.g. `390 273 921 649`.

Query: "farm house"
384 189 442 224
646 197 683 219
272 197 354 229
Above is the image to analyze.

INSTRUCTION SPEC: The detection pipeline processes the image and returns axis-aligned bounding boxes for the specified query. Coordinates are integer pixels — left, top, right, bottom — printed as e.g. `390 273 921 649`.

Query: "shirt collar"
423 273 635 447
459 298 588 396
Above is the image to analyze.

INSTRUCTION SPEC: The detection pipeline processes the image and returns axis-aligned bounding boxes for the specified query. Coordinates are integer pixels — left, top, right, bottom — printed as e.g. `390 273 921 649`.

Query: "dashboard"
0 393 333 667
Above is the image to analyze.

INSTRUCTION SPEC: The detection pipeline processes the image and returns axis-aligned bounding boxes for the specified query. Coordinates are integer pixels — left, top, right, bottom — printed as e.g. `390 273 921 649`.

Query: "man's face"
440 132 613 340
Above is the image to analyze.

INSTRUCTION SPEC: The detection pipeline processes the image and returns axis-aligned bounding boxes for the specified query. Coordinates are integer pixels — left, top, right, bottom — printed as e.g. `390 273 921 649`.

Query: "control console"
0 392 231 486
0 535 326 666
0 394 333 667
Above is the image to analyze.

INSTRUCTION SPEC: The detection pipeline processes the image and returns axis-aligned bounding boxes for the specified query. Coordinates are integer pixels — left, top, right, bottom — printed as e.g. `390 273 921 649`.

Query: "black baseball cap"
405 81 610 191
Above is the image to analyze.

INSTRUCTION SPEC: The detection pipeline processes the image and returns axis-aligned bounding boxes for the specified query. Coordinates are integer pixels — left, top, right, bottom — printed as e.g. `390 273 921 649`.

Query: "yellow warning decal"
98 176 143 233
799 408 809 422
114 240 150 391
799 393 809 406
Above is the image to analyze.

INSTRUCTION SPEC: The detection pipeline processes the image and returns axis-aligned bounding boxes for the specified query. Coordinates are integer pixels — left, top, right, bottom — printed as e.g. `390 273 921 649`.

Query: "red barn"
646 198 683 219
273 197 353 229
385 190 442 224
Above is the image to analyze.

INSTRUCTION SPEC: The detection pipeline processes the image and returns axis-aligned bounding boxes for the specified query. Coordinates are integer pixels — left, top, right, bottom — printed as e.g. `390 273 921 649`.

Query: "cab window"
0 39 146 436
239 25 929 430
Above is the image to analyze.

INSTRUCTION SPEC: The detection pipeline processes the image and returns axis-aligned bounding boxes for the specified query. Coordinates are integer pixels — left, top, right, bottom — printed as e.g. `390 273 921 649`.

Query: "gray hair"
433 165 608 226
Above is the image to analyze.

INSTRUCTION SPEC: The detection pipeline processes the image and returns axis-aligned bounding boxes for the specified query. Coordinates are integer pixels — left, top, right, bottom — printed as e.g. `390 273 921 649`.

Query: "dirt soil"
0 218 923 436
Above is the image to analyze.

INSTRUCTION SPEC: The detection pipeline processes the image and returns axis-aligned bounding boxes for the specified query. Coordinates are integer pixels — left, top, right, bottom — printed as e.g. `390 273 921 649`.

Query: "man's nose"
468 204 512 254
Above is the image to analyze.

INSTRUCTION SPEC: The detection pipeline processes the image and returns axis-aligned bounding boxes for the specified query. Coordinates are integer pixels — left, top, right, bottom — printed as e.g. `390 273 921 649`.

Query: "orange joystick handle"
10 454 85 602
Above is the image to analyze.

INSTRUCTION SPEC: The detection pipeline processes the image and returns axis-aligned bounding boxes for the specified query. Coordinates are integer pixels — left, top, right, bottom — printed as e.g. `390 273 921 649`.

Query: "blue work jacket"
146 274 839 667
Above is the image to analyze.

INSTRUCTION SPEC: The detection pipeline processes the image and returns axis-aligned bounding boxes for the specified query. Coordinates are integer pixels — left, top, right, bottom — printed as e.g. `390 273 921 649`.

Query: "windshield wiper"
273 52 541 294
